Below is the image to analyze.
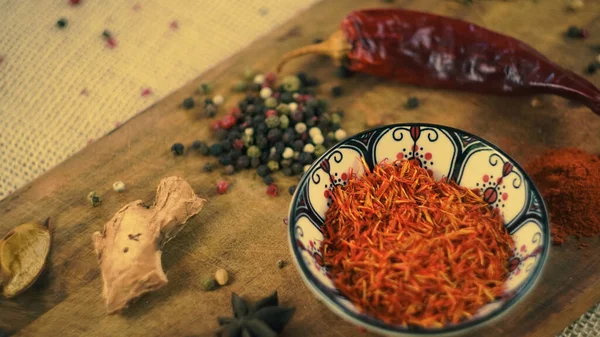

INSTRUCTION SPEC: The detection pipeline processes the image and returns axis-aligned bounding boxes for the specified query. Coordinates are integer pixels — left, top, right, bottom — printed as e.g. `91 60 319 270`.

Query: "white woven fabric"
0 0 319 199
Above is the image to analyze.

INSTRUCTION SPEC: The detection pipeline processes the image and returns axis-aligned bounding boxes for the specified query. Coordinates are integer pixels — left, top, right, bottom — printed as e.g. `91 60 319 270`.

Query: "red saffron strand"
322 160 514 328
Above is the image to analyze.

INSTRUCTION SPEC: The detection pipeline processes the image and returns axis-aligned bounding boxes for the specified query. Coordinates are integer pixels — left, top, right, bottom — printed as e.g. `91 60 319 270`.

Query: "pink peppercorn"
233 139 244 150
230 107 241 118
211 120 221 131
266 184 278 197
265 72 277 84
220 115 236 129
265 109 278 118
69 0 81 5
216 181 229 194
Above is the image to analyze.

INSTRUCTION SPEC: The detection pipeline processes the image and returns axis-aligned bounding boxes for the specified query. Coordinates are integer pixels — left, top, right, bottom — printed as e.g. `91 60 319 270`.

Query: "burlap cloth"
0 0 597 336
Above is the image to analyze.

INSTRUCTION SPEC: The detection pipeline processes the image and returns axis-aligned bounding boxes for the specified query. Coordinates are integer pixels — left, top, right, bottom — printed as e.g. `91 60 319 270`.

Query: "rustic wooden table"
1 0 599 336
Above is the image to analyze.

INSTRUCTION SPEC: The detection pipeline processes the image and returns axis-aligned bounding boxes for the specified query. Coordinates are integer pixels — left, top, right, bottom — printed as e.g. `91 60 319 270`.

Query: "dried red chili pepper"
277 9 600 115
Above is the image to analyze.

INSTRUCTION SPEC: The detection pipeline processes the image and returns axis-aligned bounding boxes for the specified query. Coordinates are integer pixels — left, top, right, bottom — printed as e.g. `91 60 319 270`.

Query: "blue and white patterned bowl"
287 123 550 336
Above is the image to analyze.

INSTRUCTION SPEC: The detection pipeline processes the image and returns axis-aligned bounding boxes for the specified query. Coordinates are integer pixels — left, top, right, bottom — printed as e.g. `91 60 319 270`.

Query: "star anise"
216 291 296 337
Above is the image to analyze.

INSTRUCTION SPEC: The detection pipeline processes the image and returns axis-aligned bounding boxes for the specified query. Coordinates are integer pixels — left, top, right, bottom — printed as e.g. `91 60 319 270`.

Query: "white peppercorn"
260 87 273 99
313 134 325 145
215 269 229 286
254 74 265 84
213 95 225 106
295 122 307 134
309 127 322 138
289 102 298 113
303 144 315 153
334 129 348 141
282 147 294 159
244 128 254 136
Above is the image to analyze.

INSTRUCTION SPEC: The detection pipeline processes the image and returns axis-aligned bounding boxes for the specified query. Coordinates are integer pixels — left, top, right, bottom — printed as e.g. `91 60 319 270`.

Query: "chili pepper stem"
277 30 351 73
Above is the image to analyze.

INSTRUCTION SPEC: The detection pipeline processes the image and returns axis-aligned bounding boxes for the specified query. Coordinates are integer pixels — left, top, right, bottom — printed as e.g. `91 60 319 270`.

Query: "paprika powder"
525 148 600 246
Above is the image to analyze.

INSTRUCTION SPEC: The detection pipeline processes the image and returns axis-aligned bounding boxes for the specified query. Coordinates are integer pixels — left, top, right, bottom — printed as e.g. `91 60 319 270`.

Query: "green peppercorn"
243 68 255 81
182 97 195 109
199 83 212 95
279 115 290 129
331 113 342 124
276 103 291 116
265 97 278 109
406 97 420 109
200 277 217 291
56 18 68 28
282 75 301 92
265 116 280 128
314 144 327 157
267 160 280 172
246 146 261 158
243 134 254 147
233 80 248 92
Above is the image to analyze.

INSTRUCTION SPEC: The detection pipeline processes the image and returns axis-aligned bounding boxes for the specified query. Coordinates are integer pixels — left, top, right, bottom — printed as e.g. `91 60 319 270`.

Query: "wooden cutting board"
1 0 599 336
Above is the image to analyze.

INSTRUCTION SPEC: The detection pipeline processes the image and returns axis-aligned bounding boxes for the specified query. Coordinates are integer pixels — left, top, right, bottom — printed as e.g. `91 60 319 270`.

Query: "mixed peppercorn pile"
176 71 348 196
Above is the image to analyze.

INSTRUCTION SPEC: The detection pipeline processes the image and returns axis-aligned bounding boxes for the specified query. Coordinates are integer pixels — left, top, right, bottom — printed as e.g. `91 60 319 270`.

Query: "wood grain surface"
1 0 600 336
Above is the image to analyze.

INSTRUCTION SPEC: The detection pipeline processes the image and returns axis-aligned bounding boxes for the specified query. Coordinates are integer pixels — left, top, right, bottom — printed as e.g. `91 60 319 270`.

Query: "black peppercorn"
256 136 269 149
318 119 331 132
256 123 268 136
296 72 308 85
306 99 319 109
331 123 341 131
293 139 305 152
227 131 242 142
292 163 304 175
331 86 343 97
280 92 294 103
204 104 217 117
230 149 242 161
312 38 323 44
204 98 213 105
274 142 286 154
221 140 233 152
257 165 270 177
267 128 282 143
253 115 265 125
282 168 293 176
219 153 233 166
586 63 597 75
305 76 319 87
282 129 296 144
209 143 223 156
406 97 420 109
215 128 228 141
236 156 250 170
56 18 68 28
203 163 214 172
192 140 210 155
269 152 282 162
182 97 195 109
306 118 317 127
334 65 353 78
171 143 184 156
246 104 257 115
298 152 314 165
280 159 292 168
566 26 586 39
288 185 297 195
238 100 249 112
262 175 274 185
259 151 270 164
250 157 261 168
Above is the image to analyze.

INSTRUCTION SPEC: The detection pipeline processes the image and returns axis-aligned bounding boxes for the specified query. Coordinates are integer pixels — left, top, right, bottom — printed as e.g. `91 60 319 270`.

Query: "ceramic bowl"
287 123 550 336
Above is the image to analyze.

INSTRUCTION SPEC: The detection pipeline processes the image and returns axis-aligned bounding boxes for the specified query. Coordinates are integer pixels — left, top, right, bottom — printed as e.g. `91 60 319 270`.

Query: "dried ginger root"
93 176 206 314
0 218 52 298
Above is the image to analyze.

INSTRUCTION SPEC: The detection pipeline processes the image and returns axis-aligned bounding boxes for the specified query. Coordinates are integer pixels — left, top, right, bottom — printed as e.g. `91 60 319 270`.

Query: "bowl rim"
287 122 551 335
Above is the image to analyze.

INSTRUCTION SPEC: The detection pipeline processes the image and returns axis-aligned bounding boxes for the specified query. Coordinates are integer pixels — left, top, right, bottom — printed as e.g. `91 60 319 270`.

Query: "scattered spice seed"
69 0 81 5
203 163 215 172
216 181 229 194
215 269 229 286
530 97 543 108
182 97 195 109
224 165 235 175
277 259 286 269
567 0 584 10
288 185 296 195
112 181 125 192
200 277 217 291
171 143 184 156
334 65 353 78
263 175 274 185
312 38 324 44
199 83 212 94
323 159 514 327
566 26 588 39
406 96 420 109
266 183 278 197
586 63 597 75
331 86 344 97
87 191 102 207
102 30 112 39
56 18 68 28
